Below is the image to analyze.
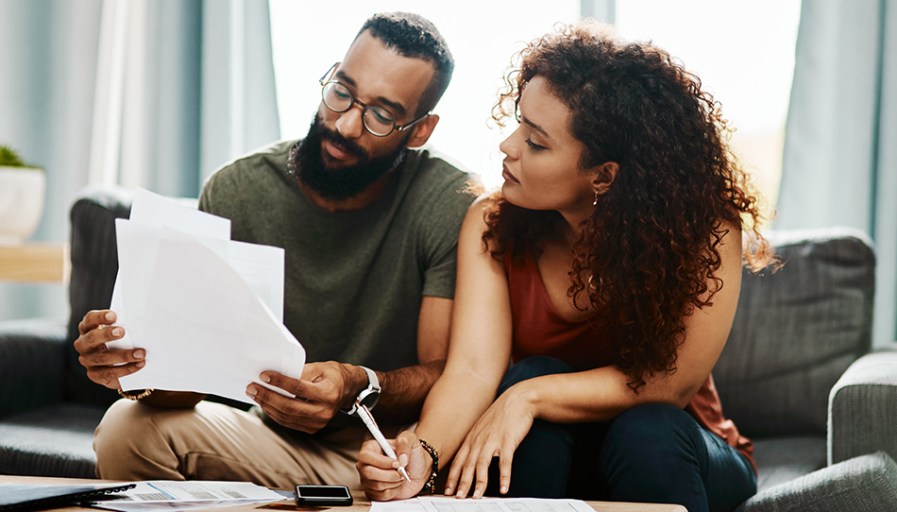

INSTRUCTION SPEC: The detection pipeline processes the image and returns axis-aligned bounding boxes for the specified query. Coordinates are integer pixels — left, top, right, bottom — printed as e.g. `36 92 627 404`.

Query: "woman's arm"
519 222 744 423
444 222 744 497
357 196 514 499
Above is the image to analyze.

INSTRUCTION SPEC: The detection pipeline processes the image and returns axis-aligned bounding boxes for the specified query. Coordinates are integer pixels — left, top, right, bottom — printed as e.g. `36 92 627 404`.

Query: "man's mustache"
319 125 367 161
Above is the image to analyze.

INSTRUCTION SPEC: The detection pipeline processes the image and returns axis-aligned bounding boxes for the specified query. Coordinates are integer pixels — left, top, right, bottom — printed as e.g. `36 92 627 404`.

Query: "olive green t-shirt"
198 139 476 371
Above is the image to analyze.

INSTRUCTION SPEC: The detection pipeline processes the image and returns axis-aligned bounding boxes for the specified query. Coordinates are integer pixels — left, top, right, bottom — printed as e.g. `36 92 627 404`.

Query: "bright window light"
269 1 800 206
269 1 579 190
616 0 801 209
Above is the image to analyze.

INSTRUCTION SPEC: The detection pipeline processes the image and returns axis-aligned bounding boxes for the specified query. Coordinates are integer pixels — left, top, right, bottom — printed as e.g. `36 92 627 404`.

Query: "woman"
357 21 772 512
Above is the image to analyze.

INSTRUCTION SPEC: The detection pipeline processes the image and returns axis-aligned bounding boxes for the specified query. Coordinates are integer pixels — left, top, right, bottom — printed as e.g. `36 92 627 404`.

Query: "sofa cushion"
64 186 132 407
0 404 106 478
752 436 826 491
715 228 875 437
0 319 66 418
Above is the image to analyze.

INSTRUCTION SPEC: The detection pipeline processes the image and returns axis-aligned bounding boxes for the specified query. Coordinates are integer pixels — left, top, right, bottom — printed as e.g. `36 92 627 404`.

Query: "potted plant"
0 144 46 245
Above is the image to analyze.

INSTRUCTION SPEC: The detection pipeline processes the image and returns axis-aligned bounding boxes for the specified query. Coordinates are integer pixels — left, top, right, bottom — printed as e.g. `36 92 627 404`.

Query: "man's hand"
246 361 365 434
73 309 146 390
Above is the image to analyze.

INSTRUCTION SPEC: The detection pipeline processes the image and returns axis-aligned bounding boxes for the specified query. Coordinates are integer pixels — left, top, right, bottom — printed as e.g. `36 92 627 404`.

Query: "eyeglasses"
318 63 430 137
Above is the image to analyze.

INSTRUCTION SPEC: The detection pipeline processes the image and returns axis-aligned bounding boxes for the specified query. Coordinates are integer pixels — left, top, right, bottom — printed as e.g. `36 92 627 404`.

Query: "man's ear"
405 114 440 148
592 161 619 196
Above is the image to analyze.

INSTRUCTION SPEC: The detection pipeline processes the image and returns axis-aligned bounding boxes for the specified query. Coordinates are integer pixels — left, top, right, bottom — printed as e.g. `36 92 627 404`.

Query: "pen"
355 404 411 482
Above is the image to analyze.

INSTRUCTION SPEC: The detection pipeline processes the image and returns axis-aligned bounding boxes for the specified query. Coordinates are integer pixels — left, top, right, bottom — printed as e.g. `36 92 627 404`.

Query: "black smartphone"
295 484 354 506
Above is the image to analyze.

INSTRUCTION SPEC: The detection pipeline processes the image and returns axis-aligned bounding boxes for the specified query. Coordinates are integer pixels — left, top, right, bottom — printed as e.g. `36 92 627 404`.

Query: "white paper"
130 187 230 239
87 480 286 511
109 188 302 403
372 497 598 512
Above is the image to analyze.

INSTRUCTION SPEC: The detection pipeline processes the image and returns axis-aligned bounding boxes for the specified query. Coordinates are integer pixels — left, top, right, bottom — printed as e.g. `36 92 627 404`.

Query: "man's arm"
247 296 453 432
368 295 452 421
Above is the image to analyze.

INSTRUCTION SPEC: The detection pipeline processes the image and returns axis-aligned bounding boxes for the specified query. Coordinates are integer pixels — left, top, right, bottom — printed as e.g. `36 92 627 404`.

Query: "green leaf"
0 144 32 168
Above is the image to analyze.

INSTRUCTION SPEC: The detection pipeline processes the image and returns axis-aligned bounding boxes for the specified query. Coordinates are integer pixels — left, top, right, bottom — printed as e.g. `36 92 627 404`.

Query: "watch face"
359 390 380 409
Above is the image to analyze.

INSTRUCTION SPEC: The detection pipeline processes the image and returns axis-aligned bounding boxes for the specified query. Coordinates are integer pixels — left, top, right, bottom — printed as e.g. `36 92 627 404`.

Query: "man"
73 12 477 489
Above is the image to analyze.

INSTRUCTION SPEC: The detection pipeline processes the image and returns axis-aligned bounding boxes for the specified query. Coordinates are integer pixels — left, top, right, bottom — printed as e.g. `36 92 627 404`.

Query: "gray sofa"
1 187 896 510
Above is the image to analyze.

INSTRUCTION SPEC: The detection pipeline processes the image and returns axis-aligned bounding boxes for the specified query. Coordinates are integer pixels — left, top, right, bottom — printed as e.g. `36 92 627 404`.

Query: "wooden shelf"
0 243 68 283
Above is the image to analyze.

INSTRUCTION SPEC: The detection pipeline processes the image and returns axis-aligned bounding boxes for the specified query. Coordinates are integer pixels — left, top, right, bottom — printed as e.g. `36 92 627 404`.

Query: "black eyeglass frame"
318 63 431 137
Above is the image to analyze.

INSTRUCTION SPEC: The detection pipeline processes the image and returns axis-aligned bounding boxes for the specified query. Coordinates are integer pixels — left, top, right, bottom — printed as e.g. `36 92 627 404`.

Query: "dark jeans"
486 356 757 512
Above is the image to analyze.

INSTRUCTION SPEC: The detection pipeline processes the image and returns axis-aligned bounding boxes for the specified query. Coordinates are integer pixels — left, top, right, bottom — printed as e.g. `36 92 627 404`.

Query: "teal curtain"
0 0 280 320
776 0 897 346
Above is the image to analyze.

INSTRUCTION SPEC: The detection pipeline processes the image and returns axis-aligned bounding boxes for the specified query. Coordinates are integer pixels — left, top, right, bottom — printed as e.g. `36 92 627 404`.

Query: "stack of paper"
107 188 305 404
87 481 287 511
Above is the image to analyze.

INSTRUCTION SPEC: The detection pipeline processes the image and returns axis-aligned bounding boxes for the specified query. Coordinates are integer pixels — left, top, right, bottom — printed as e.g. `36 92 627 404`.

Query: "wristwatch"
343 365 381 415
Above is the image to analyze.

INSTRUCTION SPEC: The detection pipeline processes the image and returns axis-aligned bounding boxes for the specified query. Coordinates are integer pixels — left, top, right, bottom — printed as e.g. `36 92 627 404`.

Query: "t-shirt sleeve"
418 175 479 299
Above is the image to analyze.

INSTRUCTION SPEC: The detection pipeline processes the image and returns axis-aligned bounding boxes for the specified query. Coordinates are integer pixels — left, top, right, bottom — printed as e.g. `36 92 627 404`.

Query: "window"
269 1 579 189
269 2 800 206
616 0 801 209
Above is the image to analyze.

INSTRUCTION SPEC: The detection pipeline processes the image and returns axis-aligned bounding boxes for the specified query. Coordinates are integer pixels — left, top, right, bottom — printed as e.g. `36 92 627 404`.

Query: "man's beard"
293 116 408 201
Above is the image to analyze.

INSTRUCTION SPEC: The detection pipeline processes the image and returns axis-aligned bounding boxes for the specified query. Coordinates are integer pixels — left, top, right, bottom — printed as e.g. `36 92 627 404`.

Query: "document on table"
86 480 286 511
372 497 598 512
108 188 304 404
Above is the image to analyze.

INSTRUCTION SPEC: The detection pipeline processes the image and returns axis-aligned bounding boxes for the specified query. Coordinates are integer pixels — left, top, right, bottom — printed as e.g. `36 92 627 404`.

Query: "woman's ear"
592 161 619 196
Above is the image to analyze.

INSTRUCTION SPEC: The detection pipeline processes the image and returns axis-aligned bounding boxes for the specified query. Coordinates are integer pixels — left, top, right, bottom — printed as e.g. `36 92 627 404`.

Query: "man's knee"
499 356 575 394
95 400 150 457
94 399 188 479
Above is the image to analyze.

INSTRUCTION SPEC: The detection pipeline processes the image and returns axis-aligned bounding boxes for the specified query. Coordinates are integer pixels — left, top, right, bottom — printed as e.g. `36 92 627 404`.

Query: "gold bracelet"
418 438 439 495
118 388 154 401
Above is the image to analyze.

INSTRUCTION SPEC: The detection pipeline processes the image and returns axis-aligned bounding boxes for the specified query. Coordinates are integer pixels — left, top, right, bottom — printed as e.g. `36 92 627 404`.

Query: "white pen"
355 404 411 482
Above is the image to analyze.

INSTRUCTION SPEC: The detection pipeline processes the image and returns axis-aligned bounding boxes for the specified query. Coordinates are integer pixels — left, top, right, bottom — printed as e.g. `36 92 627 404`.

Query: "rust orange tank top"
505 251 756 472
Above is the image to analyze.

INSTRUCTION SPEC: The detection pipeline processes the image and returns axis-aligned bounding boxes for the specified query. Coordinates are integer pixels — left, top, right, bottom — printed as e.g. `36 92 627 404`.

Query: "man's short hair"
359 12 455 117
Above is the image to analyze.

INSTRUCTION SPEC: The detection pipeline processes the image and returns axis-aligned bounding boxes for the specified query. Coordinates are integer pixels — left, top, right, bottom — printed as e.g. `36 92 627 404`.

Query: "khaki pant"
94 399 406 490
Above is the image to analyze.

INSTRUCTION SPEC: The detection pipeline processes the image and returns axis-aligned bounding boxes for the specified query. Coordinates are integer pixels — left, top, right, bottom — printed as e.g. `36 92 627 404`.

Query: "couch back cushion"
715 228 875 437
64 186 133 406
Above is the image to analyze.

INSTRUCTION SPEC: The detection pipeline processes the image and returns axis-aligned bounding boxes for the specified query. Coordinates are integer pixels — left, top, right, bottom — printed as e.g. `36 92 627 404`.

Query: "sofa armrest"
0 318 67 418
829 343 897 465
738 452 897 512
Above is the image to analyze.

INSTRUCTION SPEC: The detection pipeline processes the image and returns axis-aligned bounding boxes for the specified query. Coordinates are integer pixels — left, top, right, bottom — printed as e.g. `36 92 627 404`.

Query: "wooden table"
0 243 68 282
0 475 686 511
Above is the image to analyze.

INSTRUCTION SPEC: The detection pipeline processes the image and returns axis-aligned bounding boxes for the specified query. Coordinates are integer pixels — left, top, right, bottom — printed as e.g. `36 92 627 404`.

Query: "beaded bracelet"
118 388 154 400
418 438 439 495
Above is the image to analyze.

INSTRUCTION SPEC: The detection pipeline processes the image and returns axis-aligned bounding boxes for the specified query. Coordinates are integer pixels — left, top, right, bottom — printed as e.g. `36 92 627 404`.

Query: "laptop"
0 483 135 511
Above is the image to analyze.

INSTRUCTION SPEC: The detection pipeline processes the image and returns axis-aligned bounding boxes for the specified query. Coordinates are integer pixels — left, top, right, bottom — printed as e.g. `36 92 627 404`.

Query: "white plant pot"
0 166 46 245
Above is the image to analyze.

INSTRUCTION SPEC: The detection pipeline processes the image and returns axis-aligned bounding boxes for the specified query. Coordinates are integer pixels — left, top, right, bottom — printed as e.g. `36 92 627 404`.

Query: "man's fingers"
78 310 116 335
79 347 145 368
247 384 327 433
258 372 302 396
74 324 126 354
86 360 145 389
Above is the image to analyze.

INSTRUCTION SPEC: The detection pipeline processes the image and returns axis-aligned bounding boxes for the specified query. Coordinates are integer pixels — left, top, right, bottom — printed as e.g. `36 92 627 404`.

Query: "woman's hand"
445 385 536 498
357 431 433 501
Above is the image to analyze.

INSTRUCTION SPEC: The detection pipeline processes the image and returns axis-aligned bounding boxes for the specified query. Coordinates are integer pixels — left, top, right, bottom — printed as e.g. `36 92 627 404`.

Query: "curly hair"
484 21 774 391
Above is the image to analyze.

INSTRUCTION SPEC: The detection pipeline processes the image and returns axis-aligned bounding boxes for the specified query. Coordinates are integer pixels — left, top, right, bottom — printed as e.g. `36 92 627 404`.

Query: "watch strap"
343 366 381 415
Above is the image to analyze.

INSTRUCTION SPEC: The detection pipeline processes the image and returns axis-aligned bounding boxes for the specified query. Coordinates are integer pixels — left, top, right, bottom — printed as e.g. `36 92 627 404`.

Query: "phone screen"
295 485 354 506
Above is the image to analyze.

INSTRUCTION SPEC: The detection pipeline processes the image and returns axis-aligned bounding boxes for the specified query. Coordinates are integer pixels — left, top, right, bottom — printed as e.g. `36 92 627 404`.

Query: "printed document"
86 480 286 511
108 188 304 403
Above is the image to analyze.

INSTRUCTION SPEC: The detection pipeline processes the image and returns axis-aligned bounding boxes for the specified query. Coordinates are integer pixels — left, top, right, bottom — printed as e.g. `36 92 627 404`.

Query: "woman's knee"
599 403 704 467
499 356 574 394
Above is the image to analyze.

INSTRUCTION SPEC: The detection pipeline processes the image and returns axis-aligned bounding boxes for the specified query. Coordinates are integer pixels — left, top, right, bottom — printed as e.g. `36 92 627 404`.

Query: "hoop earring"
592 191 599 206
